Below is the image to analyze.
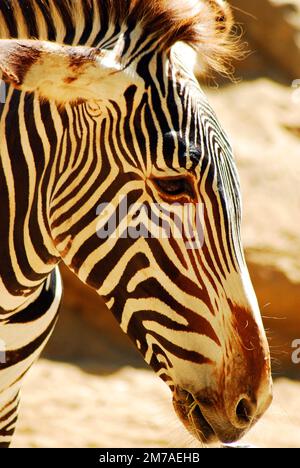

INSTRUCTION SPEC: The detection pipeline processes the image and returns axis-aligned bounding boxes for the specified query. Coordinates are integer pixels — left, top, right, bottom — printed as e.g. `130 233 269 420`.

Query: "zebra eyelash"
152 176 196 200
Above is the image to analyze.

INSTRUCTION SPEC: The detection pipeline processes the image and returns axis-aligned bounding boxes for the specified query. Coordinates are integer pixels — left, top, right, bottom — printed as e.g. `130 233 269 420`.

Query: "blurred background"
13 0 300 448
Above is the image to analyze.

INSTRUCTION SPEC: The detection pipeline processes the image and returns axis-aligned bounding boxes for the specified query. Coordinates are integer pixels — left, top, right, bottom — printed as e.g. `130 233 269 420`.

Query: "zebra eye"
153 177 195 199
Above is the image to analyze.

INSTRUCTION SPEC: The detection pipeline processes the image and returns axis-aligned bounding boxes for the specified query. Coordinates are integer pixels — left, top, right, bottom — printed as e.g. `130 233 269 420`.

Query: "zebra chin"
172 388 218 444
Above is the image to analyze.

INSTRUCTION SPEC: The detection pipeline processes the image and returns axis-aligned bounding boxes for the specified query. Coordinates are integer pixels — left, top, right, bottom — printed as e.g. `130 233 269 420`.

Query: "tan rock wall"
230 0 300 79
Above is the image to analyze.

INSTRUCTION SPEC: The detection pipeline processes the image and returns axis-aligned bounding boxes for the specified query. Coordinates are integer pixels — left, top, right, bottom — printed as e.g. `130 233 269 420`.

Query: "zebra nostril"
235 397 255 426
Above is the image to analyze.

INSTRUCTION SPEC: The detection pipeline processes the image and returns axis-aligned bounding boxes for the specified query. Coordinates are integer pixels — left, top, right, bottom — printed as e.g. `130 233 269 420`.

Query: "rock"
229 0 300 79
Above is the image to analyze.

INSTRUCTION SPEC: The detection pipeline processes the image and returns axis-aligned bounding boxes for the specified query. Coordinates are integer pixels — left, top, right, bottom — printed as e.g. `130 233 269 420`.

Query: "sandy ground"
12 359 300 449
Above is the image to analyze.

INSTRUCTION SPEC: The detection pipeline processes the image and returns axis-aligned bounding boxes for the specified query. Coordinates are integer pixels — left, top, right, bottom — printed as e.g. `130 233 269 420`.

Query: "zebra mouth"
172 387 217 443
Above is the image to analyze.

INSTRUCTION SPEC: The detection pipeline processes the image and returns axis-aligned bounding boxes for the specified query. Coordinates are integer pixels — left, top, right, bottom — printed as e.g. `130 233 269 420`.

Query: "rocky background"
14 0 300 448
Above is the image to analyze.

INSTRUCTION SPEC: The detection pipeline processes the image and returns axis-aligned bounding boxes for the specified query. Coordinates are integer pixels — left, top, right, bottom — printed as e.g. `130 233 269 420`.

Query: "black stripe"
0 309 59 369
0 1 18 37
19 0 38 37
35 0 56 41
8 270 58 324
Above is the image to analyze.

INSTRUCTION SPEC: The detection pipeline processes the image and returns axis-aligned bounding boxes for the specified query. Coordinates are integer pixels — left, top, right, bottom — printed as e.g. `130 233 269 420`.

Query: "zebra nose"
232 396 256 428
196 389 272 444
197 398 255 444
228 384 273 431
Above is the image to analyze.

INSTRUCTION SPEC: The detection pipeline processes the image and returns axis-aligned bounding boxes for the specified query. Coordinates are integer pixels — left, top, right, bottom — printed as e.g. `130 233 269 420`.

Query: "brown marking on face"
229 301 268 398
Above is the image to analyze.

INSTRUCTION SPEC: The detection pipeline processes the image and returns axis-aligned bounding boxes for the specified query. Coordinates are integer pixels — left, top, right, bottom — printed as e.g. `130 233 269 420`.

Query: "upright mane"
0 0 240 75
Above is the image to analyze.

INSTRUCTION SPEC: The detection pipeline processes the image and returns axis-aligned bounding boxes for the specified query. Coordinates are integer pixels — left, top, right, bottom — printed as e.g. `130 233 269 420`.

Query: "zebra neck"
0 82 62 308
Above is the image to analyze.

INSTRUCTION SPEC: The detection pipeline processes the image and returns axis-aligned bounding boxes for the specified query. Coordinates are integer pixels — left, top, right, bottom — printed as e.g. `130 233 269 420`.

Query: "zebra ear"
0 39 126 104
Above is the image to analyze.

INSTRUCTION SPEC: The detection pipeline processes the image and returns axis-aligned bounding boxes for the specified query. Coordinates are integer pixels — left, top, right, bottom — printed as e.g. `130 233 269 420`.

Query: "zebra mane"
0 0 240 75
110 0 241 74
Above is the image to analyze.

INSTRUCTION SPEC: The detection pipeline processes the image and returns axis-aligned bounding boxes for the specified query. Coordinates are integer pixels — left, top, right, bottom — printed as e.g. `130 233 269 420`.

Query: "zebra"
0 0 272 447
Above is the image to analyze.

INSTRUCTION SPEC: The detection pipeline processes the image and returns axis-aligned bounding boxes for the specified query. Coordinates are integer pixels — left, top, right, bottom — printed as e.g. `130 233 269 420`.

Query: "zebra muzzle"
172 386 255 444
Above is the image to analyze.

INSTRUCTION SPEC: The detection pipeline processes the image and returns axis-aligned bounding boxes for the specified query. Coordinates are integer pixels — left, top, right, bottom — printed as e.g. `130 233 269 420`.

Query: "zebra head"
0 0 272 444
